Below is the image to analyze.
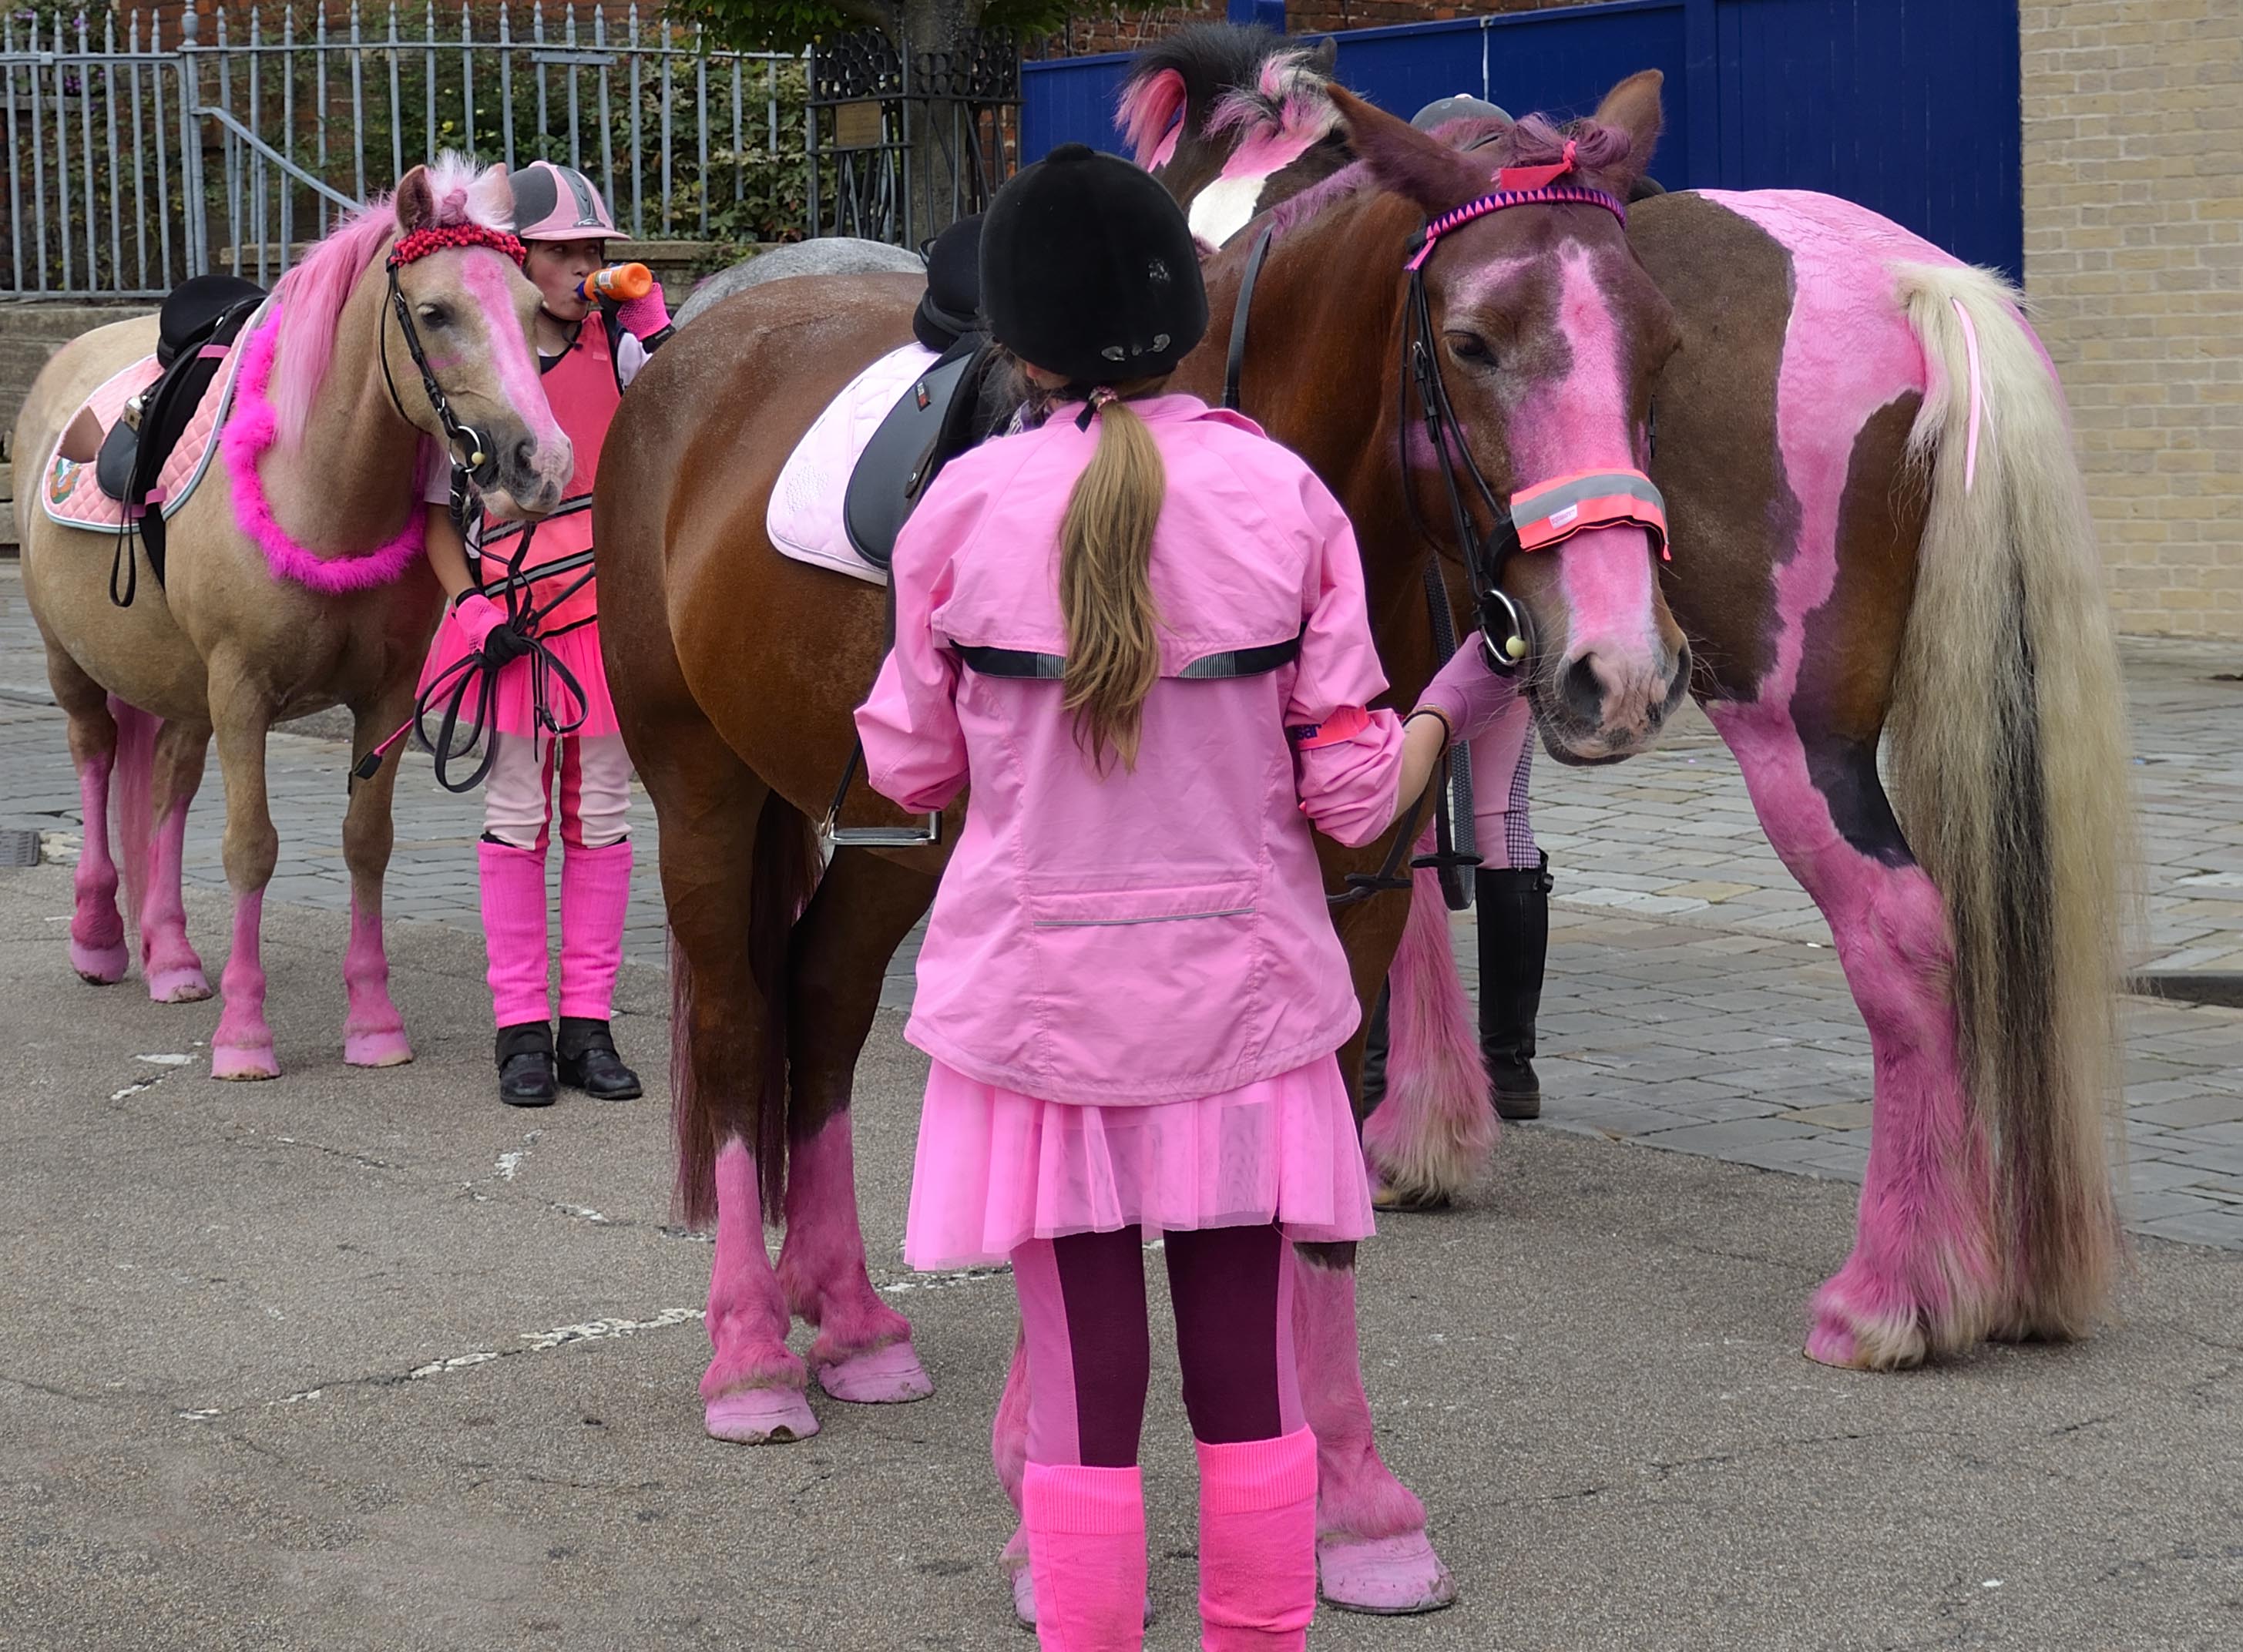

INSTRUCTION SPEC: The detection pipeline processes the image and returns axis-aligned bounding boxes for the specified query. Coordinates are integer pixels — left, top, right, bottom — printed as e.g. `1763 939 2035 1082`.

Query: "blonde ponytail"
1059 391 1166 771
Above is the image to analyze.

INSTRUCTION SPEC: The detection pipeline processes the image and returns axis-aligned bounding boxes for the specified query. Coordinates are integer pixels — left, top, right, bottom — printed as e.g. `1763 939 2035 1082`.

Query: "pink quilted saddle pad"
40 341 247 532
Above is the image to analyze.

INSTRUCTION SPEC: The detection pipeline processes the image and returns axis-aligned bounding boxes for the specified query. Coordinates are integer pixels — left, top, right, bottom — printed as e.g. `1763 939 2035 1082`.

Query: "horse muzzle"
1536 636 1692 764
476 428 573 522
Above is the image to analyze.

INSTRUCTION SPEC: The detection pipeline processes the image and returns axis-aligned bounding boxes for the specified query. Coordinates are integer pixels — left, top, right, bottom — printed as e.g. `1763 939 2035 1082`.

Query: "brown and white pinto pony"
599 73 1687 1617
13 157 568 1076
1143 32 2132 1374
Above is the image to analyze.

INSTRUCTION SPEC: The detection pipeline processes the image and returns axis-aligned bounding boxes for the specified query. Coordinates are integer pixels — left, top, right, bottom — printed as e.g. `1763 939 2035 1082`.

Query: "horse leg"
136 715 215 1004
1711 707 1999 1369
336 681 417 1067
45 643 129 985
1294 1241 1456 1614
640 718 814 1444
203 666 281 1080
775 847 935 1404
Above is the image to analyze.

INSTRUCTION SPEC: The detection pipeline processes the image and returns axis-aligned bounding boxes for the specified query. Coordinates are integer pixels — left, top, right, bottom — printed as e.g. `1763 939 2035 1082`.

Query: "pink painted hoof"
344 1029 415 1068
1806 1268 1939 1372
147 965 213 1004
210 1043 280 1082
815 1341 934 1405
1318 1531 1458 1615
704 1385 820 1444
71 938 130 985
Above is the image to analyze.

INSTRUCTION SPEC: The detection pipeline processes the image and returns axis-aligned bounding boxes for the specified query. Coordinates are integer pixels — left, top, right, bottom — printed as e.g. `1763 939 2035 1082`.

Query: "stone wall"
2021 0 2241 640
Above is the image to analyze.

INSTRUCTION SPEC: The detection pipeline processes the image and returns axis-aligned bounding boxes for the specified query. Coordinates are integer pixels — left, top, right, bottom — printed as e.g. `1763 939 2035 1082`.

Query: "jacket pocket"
1026 877 1258 928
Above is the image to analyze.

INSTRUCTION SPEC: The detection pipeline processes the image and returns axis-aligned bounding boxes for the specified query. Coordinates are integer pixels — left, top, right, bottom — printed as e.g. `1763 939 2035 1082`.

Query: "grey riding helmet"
1411 93 1513 131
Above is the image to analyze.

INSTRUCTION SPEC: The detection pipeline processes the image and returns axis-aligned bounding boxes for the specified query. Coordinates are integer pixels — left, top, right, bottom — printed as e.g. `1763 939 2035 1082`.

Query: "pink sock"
1024 1462 1147 1652
478 839 552 1026
558 838 632 1020
1196 1428 1318 1650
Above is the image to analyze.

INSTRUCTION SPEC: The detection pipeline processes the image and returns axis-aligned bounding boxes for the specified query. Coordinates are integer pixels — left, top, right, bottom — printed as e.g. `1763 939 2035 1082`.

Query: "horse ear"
394 165 438 233
1308 37 1338 76
1327 84 1486 217
468 163 516 230
1592 70 1664 190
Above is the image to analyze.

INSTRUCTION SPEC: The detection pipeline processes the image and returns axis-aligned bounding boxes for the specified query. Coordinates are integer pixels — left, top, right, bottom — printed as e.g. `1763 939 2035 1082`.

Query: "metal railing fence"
2 2 806 296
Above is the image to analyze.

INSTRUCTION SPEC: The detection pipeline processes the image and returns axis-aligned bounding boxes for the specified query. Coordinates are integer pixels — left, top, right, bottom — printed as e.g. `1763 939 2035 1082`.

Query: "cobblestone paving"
6 562 2240 1246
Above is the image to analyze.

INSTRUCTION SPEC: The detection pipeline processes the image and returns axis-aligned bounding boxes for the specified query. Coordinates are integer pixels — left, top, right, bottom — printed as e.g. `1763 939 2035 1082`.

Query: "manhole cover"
0 829 40 868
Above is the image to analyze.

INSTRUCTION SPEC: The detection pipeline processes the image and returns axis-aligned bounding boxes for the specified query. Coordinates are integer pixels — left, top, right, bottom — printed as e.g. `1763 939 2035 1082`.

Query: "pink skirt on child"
418 609 620 740
903 1054 1377 1271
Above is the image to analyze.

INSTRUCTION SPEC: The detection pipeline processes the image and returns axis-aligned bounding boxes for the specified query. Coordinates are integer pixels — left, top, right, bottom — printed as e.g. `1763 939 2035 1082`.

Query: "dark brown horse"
602 75 1688 1612
601 56 2129 1623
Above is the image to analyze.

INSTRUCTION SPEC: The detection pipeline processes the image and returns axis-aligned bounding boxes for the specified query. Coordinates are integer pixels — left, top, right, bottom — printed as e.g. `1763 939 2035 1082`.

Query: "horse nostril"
513 435 539 476
1560 654 1605 725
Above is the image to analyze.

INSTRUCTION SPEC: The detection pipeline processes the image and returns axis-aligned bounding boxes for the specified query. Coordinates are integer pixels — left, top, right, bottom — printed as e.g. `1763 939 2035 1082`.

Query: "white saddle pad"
767 341 940 587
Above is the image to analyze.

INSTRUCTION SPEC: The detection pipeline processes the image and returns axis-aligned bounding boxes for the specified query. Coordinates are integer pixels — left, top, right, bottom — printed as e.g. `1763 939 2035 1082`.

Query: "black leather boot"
1476 855 1553 1121
495 1021 557 1108
557 1016 643 1100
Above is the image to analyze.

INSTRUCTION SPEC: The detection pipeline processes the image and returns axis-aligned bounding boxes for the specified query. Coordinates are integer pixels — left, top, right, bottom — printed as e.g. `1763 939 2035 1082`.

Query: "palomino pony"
1144 31 2131 1375
599 76 1689 1614
13 157 569 1076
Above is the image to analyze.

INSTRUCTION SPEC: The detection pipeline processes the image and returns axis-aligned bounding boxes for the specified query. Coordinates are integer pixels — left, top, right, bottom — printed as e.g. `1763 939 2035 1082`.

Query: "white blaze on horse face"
1504 242 1675 747
1190 171 1272 250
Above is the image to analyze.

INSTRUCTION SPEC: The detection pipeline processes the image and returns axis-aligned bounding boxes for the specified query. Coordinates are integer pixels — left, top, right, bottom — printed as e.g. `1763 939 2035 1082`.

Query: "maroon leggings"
1012 1223 1306 1469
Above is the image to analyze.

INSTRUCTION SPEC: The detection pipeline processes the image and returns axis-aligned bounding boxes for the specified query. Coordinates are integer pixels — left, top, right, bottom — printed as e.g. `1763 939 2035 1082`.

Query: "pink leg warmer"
558 837 632 1021
1024 1462 1147 1652
478 839 552 1027
1196 1428 1318 1651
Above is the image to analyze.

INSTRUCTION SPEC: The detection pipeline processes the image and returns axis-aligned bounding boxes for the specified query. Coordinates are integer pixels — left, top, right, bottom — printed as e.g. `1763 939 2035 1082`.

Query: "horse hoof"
1807 1273 1935 1372
1318 1532 1458 1615
1369 1179 1452 1215
704 1386 820 1444
70 939 130 985
210 1043 280 1082
344 1029 415 1068
816 1341 934 1405
147 965 213 1004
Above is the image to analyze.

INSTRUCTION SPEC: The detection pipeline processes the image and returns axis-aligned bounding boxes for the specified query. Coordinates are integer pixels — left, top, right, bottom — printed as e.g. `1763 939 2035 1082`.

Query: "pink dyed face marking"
1437 233 1685 757
410 247 573 517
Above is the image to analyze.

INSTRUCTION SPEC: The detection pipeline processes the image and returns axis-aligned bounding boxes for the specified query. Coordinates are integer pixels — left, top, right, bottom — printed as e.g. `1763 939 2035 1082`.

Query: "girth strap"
952 633 1301 681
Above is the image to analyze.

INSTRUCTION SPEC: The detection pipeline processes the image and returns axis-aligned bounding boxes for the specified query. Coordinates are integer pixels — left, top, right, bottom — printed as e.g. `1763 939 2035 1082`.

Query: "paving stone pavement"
5 562 2241 1247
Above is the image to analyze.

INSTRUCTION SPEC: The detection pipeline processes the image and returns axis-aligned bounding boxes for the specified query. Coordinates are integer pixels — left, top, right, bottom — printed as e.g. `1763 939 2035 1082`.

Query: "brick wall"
2021 1 2242 640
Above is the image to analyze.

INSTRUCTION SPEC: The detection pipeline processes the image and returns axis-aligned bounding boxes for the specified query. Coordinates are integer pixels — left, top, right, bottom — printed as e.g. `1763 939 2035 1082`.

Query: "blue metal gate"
1019 0 2022 277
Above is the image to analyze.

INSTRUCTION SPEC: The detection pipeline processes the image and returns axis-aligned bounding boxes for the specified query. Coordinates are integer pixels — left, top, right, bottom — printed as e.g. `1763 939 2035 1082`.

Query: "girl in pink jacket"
855 146 1514 1652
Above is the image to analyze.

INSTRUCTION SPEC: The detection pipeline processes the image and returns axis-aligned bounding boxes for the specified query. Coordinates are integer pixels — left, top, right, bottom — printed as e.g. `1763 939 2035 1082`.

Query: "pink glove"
452 591 505 652
616 281 673 339
1415 640 1521 745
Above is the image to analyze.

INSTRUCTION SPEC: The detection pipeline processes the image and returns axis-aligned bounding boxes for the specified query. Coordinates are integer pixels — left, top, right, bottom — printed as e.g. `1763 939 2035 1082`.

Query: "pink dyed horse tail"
106 693 160 962
1885 262 2136 1341
1362 852 1495 1205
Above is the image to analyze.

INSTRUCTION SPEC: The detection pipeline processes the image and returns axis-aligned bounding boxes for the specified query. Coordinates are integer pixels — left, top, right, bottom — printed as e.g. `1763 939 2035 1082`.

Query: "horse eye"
1446 331 1495 366
418 303 453 328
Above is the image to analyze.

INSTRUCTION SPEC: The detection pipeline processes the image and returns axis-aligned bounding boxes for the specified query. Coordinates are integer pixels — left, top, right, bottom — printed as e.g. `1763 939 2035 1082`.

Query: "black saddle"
97 274 266 599
842 335 1013 574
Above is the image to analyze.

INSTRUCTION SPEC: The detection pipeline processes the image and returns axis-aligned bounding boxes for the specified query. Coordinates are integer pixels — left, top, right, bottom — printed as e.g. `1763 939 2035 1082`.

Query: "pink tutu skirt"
418 611 620 740
903 1055 1377 1270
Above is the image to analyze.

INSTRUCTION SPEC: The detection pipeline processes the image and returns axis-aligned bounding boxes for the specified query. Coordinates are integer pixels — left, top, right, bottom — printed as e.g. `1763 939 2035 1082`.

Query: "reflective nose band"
1509 468 1670 561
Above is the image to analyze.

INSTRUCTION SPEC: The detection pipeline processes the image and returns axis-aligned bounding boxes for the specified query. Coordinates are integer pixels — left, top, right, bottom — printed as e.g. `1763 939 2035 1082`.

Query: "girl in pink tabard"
418 163 674 1107
855 146 1517 1652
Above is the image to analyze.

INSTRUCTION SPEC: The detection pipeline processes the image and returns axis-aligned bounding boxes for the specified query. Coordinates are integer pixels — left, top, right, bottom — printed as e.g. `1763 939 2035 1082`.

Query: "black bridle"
377 225 529 486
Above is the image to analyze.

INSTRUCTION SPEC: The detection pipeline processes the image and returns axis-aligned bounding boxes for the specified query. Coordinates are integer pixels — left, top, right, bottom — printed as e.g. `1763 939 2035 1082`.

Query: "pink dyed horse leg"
67 747 129 984
1716 714 1998 1370
992 1325 1037 1625
1293 1243 1455 1614
210 889 279 1080
776 1113 931 1404
704 1140 818 1443
341 898 412 1066
138 799 213 1004
337 697 416 1066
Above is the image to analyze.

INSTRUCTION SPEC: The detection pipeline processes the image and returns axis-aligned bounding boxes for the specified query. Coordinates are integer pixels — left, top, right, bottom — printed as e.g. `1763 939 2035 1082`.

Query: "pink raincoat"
855 393 1406 1264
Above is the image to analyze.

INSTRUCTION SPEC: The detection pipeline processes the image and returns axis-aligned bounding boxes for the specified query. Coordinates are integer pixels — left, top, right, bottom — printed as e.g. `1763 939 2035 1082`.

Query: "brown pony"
14 157 567 1076
601 75 1691 1614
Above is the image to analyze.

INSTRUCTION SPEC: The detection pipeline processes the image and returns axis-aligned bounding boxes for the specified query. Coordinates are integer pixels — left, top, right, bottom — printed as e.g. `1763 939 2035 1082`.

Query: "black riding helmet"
913 213 984 353
980 143 1207 388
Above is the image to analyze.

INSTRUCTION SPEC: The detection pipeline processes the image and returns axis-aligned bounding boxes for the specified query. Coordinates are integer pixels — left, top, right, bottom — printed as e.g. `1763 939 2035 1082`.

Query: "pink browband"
1405 179 1629 273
